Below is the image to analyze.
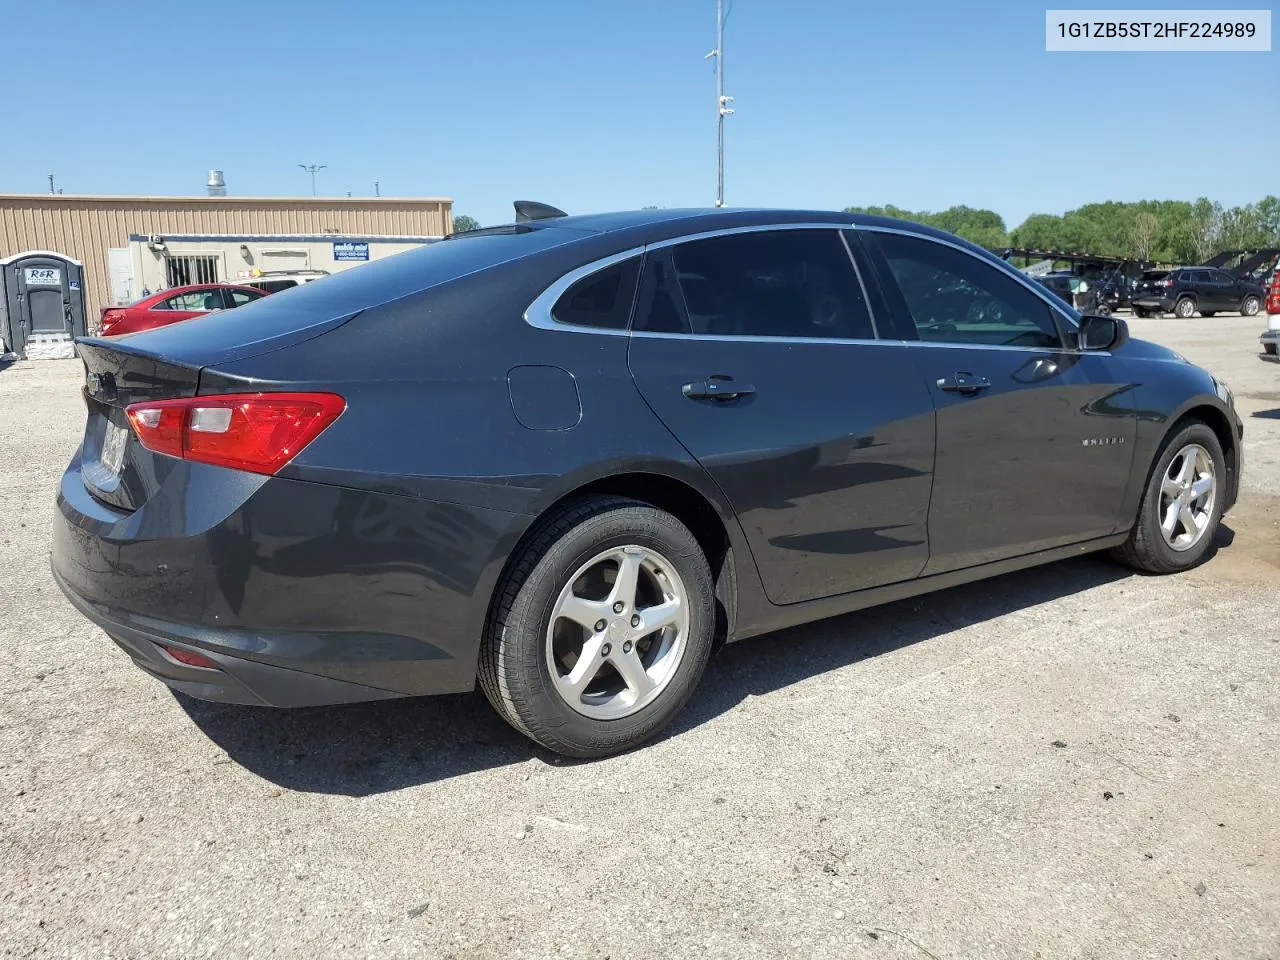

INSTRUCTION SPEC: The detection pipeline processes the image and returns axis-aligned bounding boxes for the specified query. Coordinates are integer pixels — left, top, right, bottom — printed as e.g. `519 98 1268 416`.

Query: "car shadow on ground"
179 540 1235 797
1251 408 1280 420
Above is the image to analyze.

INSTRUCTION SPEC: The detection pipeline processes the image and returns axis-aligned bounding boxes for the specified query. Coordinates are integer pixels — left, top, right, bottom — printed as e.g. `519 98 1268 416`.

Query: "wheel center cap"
608 619 627 640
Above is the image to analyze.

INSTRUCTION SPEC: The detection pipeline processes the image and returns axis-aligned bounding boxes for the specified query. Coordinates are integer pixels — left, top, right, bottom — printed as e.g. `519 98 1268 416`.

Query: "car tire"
1241 296 1260 316
478 496 716 758
1174 297 1196 318
1111 420 1225 574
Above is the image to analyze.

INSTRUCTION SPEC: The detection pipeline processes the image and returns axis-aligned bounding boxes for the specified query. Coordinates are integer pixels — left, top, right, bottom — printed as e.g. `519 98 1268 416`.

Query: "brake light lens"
125 392 345 475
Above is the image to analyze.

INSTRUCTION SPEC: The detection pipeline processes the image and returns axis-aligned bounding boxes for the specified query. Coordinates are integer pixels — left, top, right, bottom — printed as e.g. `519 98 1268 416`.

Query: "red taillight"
160 644 219 670
125 392 345 475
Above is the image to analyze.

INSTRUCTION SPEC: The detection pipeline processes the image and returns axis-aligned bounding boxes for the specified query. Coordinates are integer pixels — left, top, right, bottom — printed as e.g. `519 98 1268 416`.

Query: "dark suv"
1131 267 1265 319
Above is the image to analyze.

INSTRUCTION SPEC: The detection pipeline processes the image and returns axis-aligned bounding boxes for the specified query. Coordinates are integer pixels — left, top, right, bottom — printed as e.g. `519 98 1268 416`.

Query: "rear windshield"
127 227 592 354
1141 271 1170 281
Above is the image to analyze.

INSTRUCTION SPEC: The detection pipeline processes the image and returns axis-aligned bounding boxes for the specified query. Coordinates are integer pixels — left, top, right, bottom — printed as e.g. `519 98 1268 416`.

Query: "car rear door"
626 227 937 605
854 228 1136 575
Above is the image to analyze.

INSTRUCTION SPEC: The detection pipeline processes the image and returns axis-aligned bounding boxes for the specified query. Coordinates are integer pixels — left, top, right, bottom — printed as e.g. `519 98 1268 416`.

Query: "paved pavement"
1 314 1277 959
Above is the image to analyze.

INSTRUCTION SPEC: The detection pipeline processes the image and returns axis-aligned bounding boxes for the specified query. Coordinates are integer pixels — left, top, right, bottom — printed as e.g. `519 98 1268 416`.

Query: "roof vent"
207 169 227 197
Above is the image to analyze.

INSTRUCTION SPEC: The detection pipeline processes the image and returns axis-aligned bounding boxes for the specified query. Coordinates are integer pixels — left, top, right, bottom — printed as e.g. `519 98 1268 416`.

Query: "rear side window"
635 229 874 339
551 257 641 329
228 290 261 306
869 232 1061 349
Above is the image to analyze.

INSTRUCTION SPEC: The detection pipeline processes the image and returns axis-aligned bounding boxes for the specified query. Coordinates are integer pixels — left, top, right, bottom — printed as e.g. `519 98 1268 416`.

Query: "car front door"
854 229 1136 575
626 227 937 605
1208 269 1240 311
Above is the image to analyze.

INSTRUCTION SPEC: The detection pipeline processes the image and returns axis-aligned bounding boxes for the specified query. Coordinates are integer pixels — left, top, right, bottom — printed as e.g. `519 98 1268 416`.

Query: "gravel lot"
2 315 1277 959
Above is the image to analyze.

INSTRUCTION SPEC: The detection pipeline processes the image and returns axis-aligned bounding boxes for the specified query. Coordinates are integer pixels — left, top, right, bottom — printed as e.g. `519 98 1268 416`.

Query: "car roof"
500 207 1004 266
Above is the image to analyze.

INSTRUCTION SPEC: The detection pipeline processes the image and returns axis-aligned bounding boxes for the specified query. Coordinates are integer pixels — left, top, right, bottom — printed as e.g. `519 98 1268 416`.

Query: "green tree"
844 204 1008 248
1129 211 1159 260
452 214 481 234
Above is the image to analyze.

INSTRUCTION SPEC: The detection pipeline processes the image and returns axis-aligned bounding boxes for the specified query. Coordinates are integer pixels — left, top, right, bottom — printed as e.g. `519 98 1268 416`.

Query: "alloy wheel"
1158 443 1216 552
1242 296 1260 316
1176 298 1195 318
545 545 689 720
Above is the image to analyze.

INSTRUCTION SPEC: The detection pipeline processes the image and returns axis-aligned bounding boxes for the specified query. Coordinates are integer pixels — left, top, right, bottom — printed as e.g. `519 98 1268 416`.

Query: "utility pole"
297 163 327 196
47 173 55 194
374 180 380 197
705 0 734 207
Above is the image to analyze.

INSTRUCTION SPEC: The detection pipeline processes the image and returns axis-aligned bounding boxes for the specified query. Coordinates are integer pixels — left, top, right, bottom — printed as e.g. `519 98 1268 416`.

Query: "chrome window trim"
523 246 646 335
523 220 1107 355
851 223 1081 333
642 221 853 252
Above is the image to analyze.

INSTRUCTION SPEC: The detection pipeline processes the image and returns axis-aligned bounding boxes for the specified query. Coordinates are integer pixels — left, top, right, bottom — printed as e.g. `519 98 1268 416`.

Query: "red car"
99 283 266 337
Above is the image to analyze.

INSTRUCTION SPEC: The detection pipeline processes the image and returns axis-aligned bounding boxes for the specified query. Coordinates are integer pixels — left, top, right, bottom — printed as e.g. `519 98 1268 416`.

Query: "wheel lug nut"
630 615 641 628
594 619 607 632
623 640 633 653
613 601 625 614
600 643 611 657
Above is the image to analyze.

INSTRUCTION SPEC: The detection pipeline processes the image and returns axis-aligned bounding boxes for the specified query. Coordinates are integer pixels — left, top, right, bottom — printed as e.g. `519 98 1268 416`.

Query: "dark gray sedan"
52 207 1243 757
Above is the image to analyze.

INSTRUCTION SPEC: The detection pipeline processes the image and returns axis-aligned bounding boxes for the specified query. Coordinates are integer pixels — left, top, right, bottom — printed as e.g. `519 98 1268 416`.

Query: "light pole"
297 163 327 196
705 0 734 207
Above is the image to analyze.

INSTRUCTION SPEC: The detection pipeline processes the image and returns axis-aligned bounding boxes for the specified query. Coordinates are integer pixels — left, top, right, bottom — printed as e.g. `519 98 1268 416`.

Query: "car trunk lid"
74 291 362 511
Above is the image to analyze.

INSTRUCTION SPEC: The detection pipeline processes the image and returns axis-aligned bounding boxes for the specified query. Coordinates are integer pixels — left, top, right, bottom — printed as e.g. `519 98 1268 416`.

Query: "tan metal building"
0 194 453 320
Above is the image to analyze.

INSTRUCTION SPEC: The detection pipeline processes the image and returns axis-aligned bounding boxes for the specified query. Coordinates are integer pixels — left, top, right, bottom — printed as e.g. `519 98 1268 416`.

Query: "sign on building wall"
333 241 369 261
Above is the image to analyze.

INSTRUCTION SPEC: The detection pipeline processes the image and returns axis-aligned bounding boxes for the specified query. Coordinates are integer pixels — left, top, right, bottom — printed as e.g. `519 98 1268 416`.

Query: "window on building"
165 255 220 287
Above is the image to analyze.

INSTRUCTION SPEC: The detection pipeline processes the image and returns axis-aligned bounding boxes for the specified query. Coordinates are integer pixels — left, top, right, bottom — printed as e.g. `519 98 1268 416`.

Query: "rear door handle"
937 372 991 395
682 379 755 401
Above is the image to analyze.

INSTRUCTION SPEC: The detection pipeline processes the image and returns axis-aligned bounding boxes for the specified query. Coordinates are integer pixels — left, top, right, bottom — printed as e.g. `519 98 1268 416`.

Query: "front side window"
636 229 874 339
870 232 1062 349
551 257 642 329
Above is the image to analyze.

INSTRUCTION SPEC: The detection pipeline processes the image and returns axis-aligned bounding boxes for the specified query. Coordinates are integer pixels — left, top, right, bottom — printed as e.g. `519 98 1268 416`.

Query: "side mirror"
1079 314 1129 351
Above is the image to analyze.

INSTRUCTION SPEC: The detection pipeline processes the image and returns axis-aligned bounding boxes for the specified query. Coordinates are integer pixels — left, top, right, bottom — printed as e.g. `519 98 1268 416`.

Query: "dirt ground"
0 314 1277 959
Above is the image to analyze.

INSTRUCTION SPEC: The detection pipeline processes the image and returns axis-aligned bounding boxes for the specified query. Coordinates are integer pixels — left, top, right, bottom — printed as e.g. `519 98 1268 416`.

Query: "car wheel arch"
468 465 758 655
1155 399 1239 507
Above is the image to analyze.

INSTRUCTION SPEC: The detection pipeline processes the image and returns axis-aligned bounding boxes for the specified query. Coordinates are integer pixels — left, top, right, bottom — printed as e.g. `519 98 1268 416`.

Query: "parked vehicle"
1130 267 1265 319
241 270 329 294
53 207 1243 758
1261 330 1279 362
99 284 266 336
1266 268 1280 333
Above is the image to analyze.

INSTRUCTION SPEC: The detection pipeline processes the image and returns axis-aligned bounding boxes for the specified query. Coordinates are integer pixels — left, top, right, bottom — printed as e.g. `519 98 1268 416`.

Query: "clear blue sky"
2 0 1274 230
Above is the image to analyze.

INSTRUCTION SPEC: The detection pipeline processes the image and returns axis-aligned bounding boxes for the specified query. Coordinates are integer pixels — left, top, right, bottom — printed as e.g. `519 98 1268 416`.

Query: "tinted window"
636 230 874 339
228 290 261 306
871 232 1061 349
551 257 641 329
1210 269 1234 284
156 290 222 311
254 279 298 293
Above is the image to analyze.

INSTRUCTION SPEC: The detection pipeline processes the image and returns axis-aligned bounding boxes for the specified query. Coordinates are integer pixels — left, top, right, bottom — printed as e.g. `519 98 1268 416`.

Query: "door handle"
937 372 991 395
682 379 756 401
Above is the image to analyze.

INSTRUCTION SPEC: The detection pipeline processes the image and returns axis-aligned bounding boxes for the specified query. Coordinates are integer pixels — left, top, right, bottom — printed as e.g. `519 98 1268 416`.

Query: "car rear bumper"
51 448 519 705
53 566 406 706
1132 297 1174 312
1261 331 1280 362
